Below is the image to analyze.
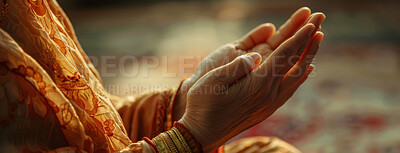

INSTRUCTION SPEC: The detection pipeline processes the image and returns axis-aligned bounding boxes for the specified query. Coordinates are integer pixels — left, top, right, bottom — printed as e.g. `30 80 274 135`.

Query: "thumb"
199 53 262 88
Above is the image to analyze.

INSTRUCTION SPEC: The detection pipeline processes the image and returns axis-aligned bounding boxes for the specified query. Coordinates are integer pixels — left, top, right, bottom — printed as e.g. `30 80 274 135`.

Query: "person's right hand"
174 7 325 121
179 22 324 152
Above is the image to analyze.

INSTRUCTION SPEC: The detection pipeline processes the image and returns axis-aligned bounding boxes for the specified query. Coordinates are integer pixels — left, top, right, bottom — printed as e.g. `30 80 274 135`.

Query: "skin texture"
173 7 326 121
176 8 326 152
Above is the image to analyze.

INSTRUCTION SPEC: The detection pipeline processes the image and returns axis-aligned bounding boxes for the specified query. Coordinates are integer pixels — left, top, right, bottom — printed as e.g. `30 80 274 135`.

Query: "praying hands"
175 7 325 152
0 1 326 151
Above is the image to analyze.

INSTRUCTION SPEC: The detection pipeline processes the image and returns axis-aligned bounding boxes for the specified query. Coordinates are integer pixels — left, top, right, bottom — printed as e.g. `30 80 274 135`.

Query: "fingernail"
246 53 261 65
305 64 315 75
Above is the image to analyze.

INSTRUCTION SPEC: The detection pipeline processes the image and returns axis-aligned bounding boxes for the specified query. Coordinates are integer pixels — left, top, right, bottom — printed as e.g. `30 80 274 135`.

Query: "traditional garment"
0 0 301 152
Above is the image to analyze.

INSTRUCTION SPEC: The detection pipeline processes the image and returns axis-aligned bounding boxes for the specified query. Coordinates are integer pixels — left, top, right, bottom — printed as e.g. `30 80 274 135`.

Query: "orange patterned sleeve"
0 0 185 152
0 0 149 152
116 89 177 142
113 78 186 142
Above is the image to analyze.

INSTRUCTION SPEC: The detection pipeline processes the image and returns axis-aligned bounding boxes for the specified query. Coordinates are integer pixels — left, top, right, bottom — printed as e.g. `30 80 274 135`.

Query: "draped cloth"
0 0 175 152
0 0 301 152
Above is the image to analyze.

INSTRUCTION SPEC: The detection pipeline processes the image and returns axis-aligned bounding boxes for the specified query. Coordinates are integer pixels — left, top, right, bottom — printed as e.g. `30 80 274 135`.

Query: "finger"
279 32 323 92
253 23 315 78
277 13 325 77
304 14 323 31
304 14 315 26
197 53 262 88
279 65 314 104
235 23 276 51
301 13 325 32
267 7 311 49
306 13 325 37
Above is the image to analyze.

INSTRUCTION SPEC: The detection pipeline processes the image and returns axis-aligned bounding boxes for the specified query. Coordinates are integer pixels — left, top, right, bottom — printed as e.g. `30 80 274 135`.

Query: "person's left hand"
173 7 325 120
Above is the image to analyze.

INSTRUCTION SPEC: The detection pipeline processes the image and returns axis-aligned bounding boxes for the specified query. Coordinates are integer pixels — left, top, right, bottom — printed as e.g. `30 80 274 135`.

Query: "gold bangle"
168 129 190 152
171 127 192 152
153 133 169 152
173 122 204 153
161 132 178 152
153 127 195 153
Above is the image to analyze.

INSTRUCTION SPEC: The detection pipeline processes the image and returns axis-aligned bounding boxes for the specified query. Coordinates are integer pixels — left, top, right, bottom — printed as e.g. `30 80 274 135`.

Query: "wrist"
172 77 193 121
172 91 186 121
178 117 211 152
179 114 230 153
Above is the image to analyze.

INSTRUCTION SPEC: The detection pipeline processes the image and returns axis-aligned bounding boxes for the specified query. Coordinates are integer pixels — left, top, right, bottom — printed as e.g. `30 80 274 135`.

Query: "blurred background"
58 0 400 152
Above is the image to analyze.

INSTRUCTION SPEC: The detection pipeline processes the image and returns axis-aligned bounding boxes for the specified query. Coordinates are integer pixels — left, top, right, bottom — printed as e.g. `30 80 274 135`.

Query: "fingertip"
315 12 326 24
263 23 276 32
314 12 326 19
305 64 315 76
261 23 275 28
307 12 326 29
306 23 316 28
308 64 315 69
297 7 311 16
304 23 316 35
240 23 276 49
246 52 262 68
259 23 276 38
320 13 326 20
315 31 324 44
292 7 311 24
